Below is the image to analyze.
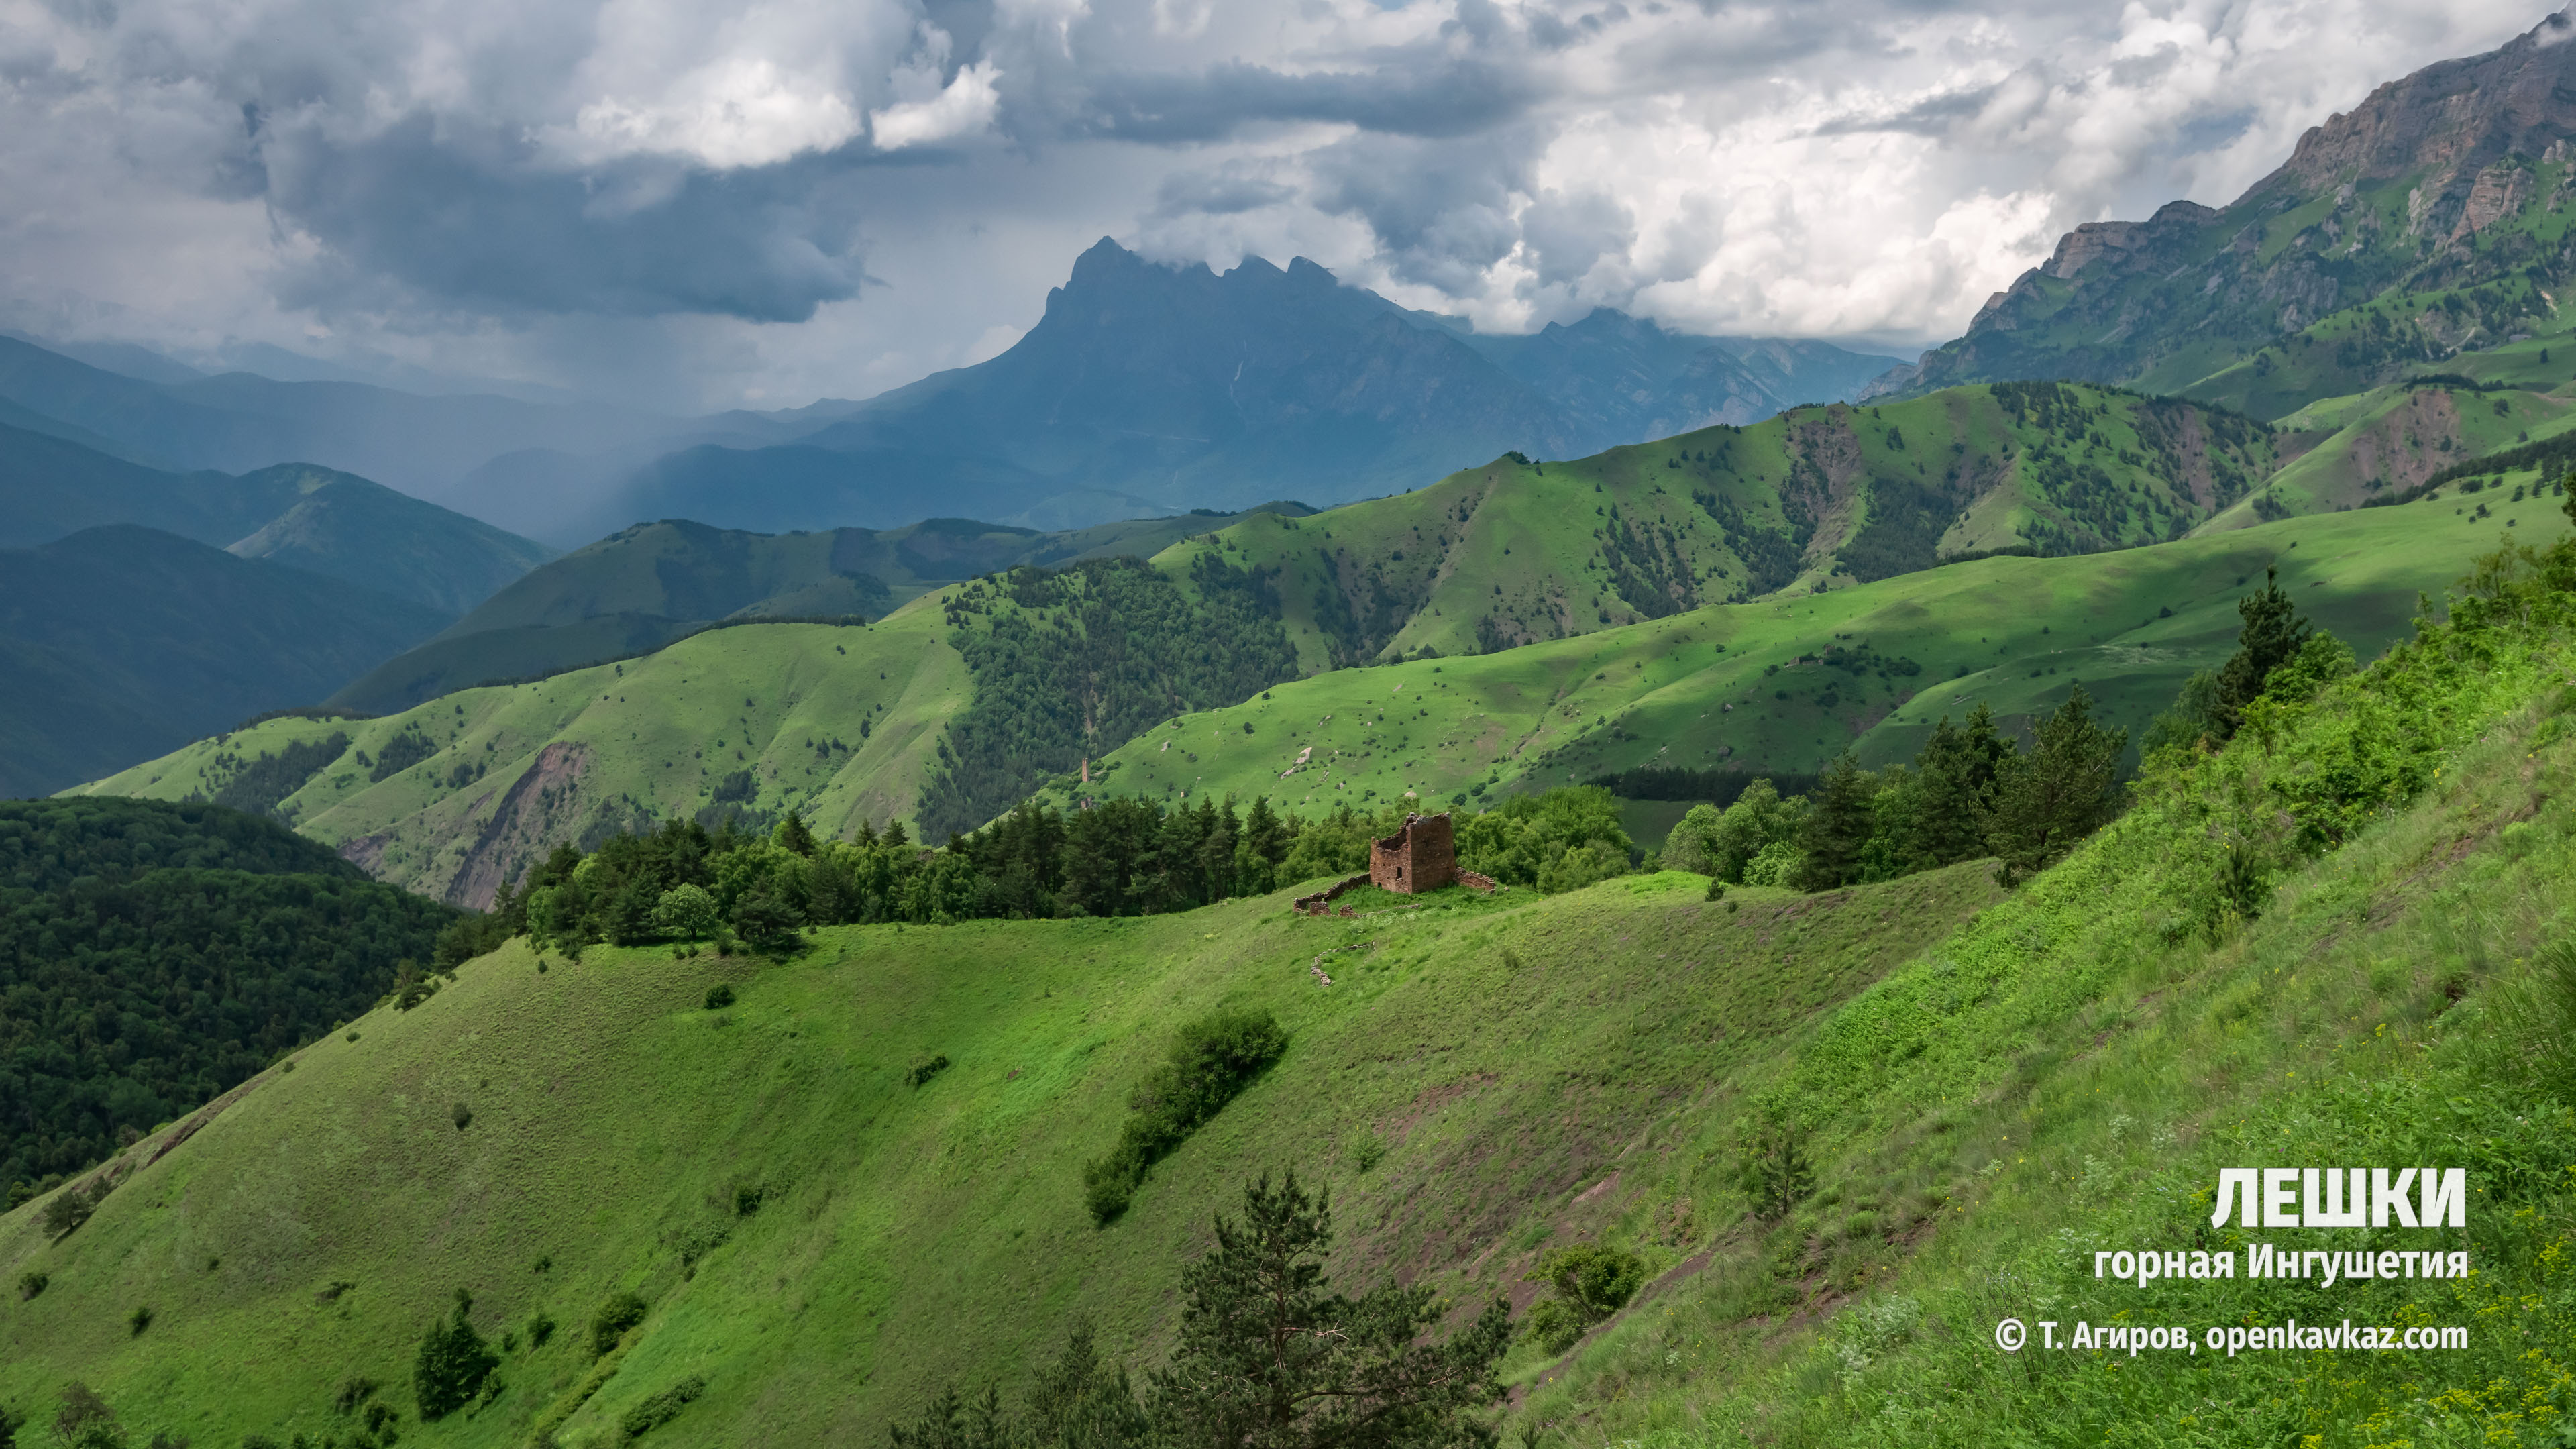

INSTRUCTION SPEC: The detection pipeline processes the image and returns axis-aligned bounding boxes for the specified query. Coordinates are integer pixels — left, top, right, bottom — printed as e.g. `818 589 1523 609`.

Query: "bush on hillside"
1083 1011 1287 1224
52 1383 123 1449
619 1377 707 1440
590 1292 648 1357
1522 1242 1646 1352
413 1289 498 1420
1735 1108 1816 1222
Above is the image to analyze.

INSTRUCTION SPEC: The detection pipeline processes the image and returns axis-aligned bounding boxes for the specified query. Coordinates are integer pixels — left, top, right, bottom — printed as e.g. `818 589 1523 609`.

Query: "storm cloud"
0 0 2553 409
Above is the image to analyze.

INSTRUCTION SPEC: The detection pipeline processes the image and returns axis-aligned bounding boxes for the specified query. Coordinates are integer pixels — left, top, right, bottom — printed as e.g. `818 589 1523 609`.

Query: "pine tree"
1988 686 2127 886
774 812 818 857
1909 714 2009 867
2212 568 2312 739
1794 754 1877 891
1148 1171 1511 1449
414 1288 500 1421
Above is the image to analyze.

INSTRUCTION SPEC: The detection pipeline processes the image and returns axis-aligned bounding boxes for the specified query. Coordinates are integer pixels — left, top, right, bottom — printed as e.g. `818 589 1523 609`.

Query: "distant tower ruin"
1370 812 1456 894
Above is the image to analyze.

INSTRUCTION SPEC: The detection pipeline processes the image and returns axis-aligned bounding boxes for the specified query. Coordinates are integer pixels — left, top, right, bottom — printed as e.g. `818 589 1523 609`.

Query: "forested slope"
0 800 460 1193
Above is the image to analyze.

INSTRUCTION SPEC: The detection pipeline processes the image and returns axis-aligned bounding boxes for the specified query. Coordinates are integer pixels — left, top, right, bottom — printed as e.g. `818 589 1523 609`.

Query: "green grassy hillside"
0 861 2002 1448
65 608 967 906
1151 386 2271 673
1 527 451 798
1037 497 2569 816
68 495 2564 900
7 512 2572 1449
330 507 1316 715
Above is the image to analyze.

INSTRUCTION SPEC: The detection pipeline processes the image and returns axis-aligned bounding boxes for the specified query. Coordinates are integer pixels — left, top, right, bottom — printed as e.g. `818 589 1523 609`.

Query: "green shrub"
333 1377 379 1414
525 1309 556 1348
413 1289 499 1420
733 1183 765 1216
590 1292 648 1357
907 1054 951 1088
704 983 735 1010
451 1101 472 1130
40 1177 107 1238
55 1382 123 1449
619 1376 706 1440
1081 1010 1287 1224
15 1269 43 1301
127 1305 152 1336
1523 1297 1585 1354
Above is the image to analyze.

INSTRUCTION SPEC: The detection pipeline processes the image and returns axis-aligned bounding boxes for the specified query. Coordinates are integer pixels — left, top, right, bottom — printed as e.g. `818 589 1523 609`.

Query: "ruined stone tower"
1369 812 1456 894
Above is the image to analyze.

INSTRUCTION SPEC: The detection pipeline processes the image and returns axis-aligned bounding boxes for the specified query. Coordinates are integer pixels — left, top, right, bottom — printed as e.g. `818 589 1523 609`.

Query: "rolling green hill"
0 527 451 798
1033 494 2565 817
327 506 1313 716
5 512 2571 1449
68 491 2566 900
1154 386 2273 672
0 422 555 616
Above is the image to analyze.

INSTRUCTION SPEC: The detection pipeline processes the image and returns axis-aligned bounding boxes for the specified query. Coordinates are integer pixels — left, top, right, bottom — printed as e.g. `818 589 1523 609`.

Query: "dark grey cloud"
1067 57 1542 144
262 117 870 322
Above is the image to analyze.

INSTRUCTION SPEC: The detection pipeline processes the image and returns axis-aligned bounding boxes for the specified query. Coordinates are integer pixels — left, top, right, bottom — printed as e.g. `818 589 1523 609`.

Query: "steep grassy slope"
0 527 449 798
1162 386 2273 672
1040 498 2567 815
329 506 1310 715
0 863 2000 1448
1500 551 2576 1449
8 515 2572 1449
66 612 966 906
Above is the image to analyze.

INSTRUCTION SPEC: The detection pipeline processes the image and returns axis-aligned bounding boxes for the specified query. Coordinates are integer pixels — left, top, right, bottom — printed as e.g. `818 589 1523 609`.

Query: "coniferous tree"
1911 706 2014 866
1794 754 1877 891
775 812 818 857
2211 568 2312 739
1148 1171 1511 1449
1989 686 2127 886
414 1289 500 1420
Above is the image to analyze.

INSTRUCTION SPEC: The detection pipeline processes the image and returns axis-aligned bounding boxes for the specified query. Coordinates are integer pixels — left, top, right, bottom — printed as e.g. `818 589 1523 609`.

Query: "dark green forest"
917 556 1302 840
0 800 460 1196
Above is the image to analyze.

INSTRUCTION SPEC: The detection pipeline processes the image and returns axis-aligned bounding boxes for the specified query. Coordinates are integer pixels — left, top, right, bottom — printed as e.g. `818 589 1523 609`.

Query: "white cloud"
869 49 1005 151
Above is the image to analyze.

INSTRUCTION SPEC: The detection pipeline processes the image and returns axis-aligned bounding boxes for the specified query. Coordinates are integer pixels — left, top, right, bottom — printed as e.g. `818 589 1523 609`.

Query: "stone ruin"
1291 812 1496 916
1370 812 1456 894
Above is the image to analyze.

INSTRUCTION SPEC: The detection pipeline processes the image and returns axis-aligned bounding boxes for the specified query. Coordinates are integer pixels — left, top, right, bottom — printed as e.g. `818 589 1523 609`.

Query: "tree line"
462 784 1646 959
1665 568 2339 893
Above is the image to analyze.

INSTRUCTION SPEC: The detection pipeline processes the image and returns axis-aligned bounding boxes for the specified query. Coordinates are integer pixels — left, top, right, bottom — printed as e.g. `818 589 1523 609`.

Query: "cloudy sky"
0 0 2550 411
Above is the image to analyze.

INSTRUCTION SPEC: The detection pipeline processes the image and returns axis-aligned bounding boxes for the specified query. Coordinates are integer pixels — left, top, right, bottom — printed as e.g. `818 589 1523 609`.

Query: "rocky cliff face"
1907 11 2576 407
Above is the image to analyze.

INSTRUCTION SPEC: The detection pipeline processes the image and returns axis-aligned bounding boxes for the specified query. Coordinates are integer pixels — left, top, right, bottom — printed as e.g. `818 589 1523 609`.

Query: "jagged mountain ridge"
1891 10 2576 415
560 241 1904 540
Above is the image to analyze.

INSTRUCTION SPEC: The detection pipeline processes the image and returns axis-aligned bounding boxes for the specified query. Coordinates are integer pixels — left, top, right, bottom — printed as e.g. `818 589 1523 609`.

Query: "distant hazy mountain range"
0 527 447 797
0 422 554 794
1 246 1899 548
555 241 1903 542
